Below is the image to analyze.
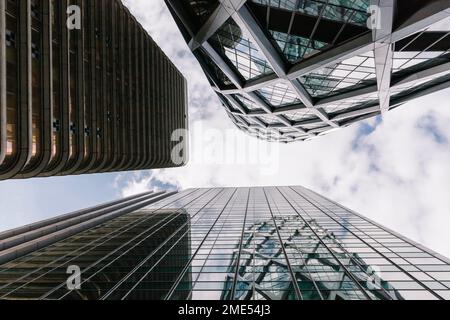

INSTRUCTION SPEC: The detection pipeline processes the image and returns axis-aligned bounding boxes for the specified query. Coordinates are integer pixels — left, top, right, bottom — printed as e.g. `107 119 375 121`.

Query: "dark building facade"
0 0 188 180
165 0 450 142
0 186 449 300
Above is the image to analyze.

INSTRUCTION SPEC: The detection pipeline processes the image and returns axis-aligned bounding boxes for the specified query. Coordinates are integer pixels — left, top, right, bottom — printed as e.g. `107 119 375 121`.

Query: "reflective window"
1 187 448 300
209 19 274 81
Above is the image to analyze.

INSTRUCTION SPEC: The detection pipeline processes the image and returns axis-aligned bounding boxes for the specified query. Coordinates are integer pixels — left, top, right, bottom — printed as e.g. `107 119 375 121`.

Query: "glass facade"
166 0 450 143
0 187 449 300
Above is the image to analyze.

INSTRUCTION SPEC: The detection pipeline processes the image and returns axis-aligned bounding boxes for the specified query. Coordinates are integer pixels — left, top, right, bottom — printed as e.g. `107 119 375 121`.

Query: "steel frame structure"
166 0 450 142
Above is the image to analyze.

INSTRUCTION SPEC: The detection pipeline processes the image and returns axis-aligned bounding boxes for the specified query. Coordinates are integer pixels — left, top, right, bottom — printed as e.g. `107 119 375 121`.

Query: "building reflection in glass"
1 187 449 300
221 217 403 300
0 209 192 300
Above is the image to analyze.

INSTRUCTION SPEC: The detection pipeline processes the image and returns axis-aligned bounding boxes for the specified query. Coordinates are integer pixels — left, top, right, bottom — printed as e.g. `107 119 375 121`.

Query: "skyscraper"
165 0 450 142
0 186 449 300
0 0 188 180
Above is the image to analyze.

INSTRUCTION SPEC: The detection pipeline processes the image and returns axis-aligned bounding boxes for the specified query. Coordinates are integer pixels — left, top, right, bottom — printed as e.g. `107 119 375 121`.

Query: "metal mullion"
154 41 161 168
0 189 203 294
135 26 146 169
60 0 85 175
0 192 164 255
68 189 223 300
168 59 175 167
167 60 173 168
293 186 446 300
143 36 152 168
261 187 303 300
164 188 238 300
1 205 178 299
18 0 32 173
19 0 53 178
130 20 142 169
140 35 148 169
303 0 329 59
104 0 118 172
43 0 69 176
15 189 208 299
78 0 97 173
123 12 134 170
275 186 372 300
160 56 168 168
0 0 5 165
116 218 196 300
282 228 325 300
37 196 197 300
0 0 32 179
148 39 156 167
230 187 251 299
140 33 149 169
318 189 450 266
88 0 104 173
75 0 95 173
128 18 139 169
186 196 239 300
116 2 127 171
173 68 179 168
108 189 233 300
95 0 109 171
165 57 171 167
45 210 186 300
154 49 162 168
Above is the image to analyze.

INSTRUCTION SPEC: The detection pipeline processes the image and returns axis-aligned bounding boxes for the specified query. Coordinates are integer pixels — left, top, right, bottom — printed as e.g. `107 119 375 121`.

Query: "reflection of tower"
222 216 403 300
217 19 242 50
0 192 192 300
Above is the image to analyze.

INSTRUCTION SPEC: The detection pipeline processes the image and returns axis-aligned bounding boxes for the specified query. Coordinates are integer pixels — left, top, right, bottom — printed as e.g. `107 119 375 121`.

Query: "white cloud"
121 1 450 259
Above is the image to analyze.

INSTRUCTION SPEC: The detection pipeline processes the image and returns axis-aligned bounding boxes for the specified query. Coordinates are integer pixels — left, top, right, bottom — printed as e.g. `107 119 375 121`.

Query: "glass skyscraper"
0 186 449 300
165 0 450 142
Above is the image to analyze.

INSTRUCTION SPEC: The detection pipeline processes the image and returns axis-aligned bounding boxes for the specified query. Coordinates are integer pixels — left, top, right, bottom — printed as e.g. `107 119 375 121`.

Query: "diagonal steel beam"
202 42 244 89
372 0 395 114
288 33 374 79
189 0 246 50
392 0 450 42
233 5 287 77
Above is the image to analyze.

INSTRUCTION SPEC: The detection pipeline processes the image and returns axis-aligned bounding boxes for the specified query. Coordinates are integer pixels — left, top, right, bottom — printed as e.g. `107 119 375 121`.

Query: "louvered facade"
0 0 188 180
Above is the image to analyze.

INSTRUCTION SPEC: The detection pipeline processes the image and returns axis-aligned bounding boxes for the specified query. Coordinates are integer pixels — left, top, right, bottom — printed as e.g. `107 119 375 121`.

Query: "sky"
1 0 450 259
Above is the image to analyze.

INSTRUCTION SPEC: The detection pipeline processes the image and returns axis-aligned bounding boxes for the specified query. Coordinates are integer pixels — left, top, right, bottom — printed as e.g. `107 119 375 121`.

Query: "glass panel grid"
250 0 371 63
209 19 274 81
299 51 376 97
258 82 301 107
251 0 370 26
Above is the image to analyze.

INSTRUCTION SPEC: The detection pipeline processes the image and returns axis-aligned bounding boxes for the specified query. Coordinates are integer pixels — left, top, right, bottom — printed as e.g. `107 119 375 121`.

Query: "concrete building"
0 0 188 180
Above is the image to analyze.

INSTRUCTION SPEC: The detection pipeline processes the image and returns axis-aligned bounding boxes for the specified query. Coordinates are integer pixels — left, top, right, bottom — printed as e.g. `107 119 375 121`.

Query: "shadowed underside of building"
0 0 188 180
0 186 449 300
165 0 450 142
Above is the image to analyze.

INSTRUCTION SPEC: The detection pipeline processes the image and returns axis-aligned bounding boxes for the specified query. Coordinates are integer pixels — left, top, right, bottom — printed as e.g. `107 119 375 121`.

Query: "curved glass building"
165 0 450 142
